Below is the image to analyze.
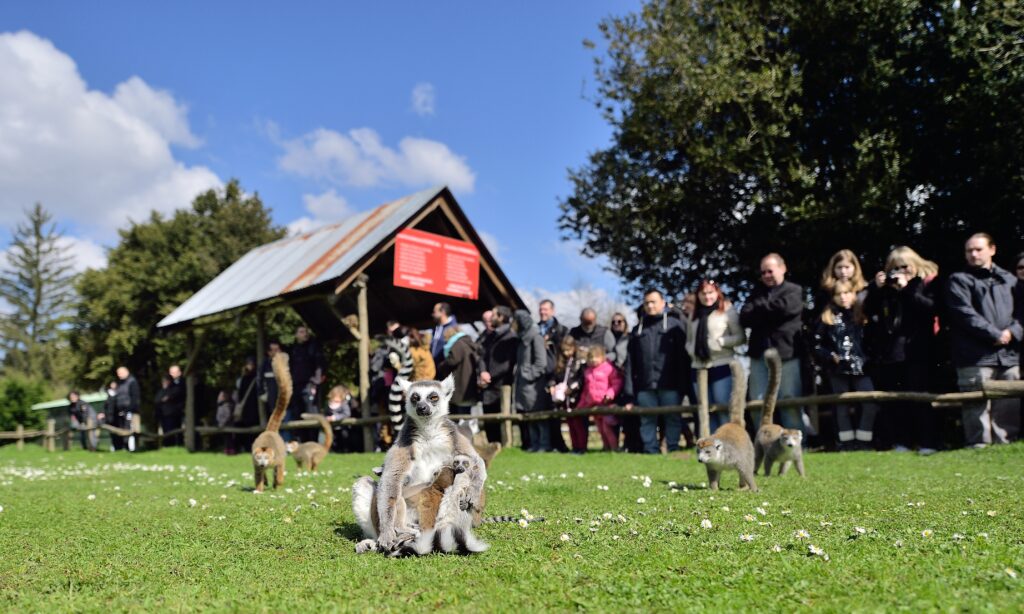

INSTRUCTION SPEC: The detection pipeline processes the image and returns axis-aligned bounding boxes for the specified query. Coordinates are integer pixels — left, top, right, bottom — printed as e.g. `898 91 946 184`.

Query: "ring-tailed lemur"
386 337 414 427
352 376 487 556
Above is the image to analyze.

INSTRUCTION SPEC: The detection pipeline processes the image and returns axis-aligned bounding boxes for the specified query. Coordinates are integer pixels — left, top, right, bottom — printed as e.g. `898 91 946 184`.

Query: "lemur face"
253 447 275 467
397 376 455 421
696 439 723 464
781 430 803 448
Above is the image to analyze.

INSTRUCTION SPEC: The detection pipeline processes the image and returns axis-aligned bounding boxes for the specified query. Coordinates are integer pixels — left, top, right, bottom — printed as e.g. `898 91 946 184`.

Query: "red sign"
393 229 480 299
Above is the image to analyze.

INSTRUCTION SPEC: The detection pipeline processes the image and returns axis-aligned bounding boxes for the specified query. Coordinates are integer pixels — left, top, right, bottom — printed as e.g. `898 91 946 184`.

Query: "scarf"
694 302 715 361
443 331 467 358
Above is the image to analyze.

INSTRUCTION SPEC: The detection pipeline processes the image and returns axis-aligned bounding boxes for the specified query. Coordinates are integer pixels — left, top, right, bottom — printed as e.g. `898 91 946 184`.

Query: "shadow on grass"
333 520 364 542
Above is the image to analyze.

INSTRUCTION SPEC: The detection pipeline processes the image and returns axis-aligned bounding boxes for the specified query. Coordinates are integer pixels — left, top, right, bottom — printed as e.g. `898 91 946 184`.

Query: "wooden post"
355 275 374 452
86 415 96 452
255 311 267 426
45 419 56 452
500 385 513 447
15 424 24 451
184 331 205 452
63 426 71 451
697 368 710 439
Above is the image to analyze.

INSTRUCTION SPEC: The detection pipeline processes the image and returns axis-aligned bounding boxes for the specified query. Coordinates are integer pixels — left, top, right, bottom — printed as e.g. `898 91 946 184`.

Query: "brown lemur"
251 352 293 493
754 348 806 477
286 413 333 472
696 360 758 491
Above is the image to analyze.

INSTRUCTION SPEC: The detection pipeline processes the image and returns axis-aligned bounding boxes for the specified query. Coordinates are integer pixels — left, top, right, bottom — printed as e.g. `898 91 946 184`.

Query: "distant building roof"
157 185 523 339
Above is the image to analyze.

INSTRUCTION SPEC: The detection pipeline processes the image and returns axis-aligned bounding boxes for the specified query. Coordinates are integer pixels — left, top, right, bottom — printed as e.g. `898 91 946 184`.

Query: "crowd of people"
66 233 1022 455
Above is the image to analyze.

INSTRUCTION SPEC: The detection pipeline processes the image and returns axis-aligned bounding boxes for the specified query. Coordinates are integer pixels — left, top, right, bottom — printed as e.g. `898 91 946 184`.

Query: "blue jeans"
748 356 803 431
692 365 733 433
637 389 682 454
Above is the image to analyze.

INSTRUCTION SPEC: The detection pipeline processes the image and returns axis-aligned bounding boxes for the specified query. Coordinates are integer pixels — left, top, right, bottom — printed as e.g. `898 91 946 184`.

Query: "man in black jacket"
114 366 140 451
288 326 326 442
477 306 518 443
740 253 806 431
623 290 687 454
258 341 282 421
946 233 1021 447
158 365 186 446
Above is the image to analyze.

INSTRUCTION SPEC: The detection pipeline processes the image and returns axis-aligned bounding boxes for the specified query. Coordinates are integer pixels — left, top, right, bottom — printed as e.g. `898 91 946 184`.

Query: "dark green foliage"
0 376 47 431
562 0 1024 298
69 180 288 423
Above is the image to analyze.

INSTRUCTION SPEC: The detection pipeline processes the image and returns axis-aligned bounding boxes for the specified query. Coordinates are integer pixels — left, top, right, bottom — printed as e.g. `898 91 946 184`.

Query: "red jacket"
577 360 623 409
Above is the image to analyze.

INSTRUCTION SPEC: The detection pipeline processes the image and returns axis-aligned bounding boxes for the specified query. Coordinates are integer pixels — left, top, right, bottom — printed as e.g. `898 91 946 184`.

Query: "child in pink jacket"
576 346 624 452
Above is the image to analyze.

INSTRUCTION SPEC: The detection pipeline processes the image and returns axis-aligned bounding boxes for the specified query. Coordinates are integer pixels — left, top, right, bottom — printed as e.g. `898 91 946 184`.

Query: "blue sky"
0 2 640 306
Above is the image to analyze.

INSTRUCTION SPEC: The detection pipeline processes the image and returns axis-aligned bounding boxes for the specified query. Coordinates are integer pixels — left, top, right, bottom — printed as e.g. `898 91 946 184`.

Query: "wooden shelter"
157 185 525 450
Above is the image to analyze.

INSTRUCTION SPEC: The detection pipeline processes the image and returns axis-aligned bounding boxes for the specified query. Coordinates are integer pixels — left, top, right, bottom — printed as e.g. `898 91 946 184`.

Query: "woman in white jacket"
685 280 747 432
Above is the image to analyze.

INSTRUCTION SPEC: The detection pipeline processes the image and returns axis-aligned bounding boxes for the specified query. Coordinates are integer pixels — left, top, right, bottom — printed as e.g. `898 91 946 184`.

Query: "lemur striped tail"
386 339 414 426
482 516 546 524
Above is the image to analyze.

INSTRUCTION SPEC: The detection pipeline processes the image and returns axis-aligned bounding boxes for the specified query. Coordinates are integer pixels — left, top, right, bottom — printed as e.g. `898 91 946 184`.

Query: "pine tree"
0 203 77 382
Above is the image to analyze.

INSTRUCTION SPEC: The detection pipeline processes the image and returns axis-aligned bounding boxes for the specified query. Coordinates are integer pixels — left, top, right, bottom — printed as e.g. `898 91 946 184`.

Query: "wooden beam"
184 330 205 452
356 275 374 451
696 368 710 439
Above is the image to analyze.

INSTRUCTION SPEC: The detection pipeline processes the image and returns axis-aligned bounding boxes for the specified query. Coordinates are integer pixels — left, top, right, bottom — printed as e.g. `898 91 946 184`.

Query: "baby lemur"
351 376 486 556
251 352 293 493
286 413 333 472
696 360 757 491
754 348 806 477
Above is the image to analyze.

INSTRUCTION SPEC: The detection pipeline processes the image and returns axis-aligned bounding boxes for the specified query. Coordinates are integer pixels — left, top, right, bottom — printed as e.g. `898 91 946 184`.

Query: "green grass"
0 443 1022 613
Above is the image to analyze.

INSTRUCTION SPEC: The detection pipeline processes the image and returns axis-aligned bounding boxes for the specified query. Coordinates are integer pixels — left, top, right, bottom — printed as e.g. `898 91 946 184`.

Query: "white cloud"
286 189 356 236
59 236 107 272
112 76 202 148
411 82 436 116
278 127 475 193
0 30 221 237
302 189 352 220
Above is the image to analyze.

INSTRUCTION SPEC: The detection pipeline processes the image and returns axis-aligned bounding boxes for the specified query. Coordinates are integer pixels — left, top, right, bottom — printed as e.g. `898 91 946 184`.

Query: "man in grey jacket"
513 309 549 451
946 233 1021 447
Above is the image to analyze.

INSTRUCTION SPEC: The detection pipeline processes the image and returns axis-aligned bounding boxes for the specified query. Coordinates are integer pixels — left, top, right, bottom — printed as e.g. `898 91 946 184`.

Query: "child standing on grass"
548 336 585 453
577 345 624 451
814 280 879 450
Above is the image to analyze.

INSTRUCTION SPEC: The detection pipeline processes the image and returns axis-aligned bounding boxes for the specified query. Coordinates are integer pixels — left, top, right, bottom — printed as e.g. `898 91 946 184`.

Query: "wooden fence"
3 380 1023 452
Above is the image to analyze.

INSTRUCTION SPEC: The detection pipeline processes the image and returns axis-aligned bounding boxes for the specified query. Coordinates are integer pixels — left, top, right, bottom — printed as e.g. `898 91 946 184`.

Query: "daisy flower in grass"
771 544 782 553
743 514 755 522
794 529 810 539
518 519 529 528
739 534 755 542
921 529 934 538
560 533 571 542
700 519 713 529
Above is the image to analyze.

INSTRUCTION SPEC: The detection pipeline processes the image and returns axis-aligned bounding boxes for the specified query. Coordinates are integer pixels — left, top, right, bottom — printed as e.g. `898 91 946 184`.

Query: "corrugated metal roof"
157 185 445 329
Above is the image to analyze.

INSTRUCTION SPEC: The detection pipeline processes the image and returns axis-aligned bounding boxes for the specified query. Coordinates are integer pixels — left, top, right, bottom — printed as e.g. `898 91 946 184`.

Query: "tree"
562 0 1024 299
0 376 47 432
0 204 77 383
69 180 289 424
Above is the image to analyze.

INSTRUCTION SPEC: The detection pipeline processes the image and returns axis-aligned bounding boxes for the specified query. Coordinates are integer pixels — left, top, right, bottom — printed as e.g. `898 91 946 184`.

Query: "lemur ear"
396 377 412 396
440 374 455 401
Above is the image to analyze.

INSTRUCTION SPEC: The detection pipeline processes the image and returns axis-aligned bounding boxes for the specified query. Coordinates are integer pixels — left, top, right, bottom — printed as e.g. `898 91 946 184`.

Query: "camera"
886 271 902 286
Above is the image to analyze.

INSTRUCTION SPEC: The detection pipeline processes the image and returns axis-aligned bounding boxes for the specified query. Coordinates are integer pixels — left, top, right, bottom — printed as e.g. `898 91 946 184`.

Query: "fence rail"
4 380 1023 452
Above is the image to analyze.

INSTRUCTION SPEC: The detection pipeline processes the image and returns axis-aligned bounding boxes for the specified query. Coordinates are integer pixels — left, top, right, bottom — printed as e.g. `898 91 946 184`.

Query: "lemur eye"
410 393 420 403
429 393 439 403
